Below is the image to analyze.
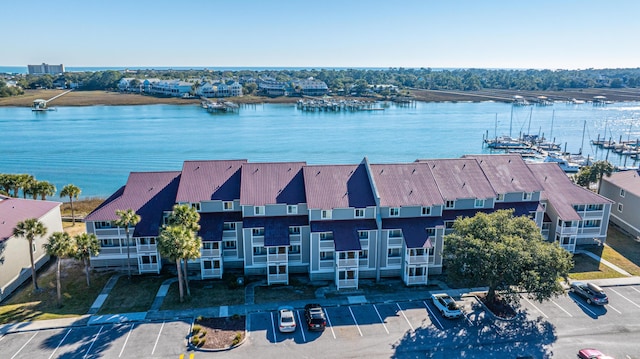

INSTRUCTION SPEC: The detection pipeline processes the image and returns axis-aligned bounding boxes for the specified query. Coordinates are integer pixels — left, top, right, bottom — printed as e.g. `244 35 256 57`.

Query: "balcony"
268 273 288 284
267 253 287 262
388 237 403 247
319 240 335 250
222 231 237 239
581 210 604 218
319 261 334 270
387 257 402 267
406 275 428 286
202 268 222 278
137 244 157 253
138 263 160 273
337 258 358 267
579 227 602 235
338 279 358 289
201 248 221 258
407 255 428 266
557 226 578 235
98 247 135 256
252 236 264 247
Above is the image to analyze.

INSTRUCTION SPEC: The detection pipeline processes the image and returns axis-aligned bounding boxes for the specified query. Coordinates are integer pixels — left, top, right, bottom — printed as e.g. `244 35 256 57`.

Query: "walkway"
86 274 121 314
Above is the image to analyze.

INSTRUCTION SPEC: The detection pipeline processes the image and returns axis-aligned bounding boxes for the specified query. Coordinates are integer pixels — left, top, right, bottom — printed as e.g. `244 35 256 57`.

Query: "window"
573 204 585 211
95 221 113 229
388 248 401 258
253 247 266 256
582 220 601 228
223 201 233 211
474 199 484 208
496 194 504 202
320 251 334 260
254 206 265 215
203 260 213 270
320 232 333 240
618 203 623 213
359 250 368 259
252 228 264 236
141 255 157 264
223 222 236 231
411 248 425 256
224 240 236 249
426 228 436 237
444 221 455 229
445 200 455 209
421 206 431 216
586 204 603 211
358 230 369 239
620 189 626 197
355 208 365 218
32 243 37 253
289 245 300 254
287 205 298 214
321 209 332 219
388 229 402 238
289 226 300 234
523 192 532 201
191 202 201 211
389 207 400 216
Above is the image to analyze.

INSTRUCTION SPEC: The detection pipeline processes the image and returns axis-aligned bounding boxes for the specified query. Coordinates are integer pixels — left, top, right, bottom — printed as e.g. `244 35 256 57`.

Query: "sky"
3 0 639 70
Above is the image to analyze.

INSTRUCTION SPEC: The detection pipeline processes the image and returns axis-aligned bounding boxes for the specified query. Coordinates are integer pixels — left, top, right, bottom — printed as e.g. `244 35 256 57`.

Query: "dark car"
304 303 326 331
570 282 609 305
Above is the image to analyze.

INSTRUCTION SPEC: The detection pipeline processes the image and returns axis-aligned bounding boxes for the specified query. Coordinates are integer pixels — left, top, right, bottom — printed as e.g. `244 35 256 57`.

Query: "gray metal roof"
240 162 306 206
419 158 497 201
602 170 640 198
303 163 375 209
463 154 544 194
176 160 247 203
370 163 443 207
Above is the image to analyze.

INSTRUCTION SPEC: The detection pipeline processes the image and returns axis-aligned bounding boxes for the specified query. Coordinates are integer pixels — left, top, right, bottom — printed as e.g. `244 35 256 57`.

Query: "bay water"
1 101 639 198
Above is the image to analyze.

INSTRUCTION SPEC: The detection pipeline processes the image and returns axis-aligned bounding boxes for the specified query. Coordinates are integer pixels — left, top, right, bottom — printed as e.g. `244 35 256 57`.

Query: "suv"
431 293 463 319
304 303 326 331
570 282 609 305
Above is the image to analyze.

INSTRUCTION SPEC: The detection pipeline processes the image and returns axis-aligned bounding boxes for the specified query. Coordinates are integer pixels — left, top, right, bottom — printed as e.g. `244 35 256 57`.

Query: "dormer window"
287 205 298 214
321 209 332 219
355 208 365 218
389 207 400 216
254 206 265 215
523 192 533 201
620 189 625 197
474 199 484 208
445 200 455 209
496 194 504 202
223 201 233 211
421 206 431 216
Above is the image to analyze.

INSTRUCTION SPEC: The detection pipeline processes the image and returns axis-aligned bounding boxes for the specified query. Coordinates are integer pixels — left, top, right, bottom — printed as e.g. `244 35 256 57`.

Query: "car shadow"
567 292 607 318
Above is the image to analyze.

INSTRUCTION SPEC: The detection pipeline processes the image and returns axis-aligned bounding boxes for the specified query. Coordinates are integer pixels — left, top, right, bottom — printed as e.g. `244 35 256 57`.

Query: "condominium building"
27 63 65 75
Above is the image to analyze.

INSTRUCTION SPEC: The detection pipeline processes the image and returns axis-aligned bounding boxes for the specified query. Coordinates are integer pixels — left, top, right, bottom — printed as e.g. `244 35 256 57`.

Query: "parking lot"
2 285 640 358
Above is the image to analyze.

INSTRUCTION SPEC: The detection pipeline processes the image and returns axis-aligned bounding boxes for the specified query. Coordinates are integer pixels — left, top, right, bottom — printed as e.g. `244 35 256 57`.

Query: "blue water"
1 102 639 198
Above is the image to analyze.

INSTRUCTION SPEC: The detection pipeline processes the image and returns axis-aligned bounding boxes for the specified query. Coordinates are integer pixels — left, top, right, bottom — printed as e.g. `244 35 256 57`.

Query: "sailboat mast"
580 120 586 155
550 110 554 143
509 106 513 138
528 106 532 135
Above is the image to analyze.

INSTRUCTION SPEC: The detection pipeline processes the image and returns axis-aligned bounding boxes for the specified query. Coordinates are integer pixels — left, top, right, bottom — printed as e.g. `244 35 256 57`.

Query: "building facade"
84 155 612 288
27 63 65 75
599 170 640 238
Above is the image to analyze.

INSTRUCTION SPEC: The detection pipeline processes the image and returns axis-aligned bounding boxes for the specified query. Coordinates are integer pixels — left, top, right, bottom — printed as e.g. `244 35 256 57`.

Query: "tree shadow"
0 240 5 265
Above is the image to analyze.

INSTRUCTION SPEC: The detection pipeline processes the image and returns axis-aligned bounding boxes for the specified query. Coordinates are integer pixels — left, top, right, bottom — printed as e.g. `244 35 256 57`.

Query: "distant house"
0 196 63 302
258 78 288 97
197 81 243 98
149 80 193 97
599 170 640 238
291 78 329 96
118 77 142 92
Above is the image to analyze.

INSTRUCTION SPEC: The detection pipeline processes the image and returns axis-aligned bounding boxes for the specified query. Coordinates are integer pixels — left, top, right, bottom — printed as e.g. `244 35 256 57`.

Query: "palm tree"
74 233 100 287
158 225 193 302
592 160 615 193
36 181 57 200
60 184 81 224
13 218 48 290
18 174 35 199
44 232 76 304
167 204 201 296
115 209 141 279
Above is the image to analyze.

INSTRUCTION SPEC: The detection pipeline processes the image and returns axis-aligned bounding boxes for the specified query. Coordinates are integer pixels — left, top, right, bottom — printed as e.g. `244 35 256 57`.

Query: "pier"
32 89 73 111
296 98 382 112
201 99 239 113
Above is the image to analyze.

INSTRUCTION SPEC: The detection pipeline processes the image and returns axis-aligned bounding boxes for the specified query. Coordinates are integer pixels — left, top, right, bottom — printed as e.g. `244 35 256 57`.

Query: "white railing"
319 241 335 250
579 227 602 235
268 273 288 284
581 210 604 218
253 256 267 264
319 261 334 270
406 276 428 285
558 226 578 235
98 247 129 255
337 258 358 267
267 253 287 262
94 228 123 236
223 250 238 258
137 244 157 252
560 243 576 253
289 234 301 242
387 257 402 267
388 237 403 247
338 279 358 289
138 263 160 272
407 255 428 265
252 236 264 247
202 268 222 278
288 254 302 262
201 248 221 257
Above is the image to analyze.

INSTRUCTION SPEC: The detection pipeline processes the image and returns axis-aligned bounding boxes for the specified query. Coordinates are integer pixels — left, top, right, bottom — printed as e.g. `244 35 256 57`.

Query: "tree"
444 209 573 304
44 232 75 304
166 204 202 296
74 233 100 287
572 160 614 192
115 209 141 279
158 225 194 302
36 181 57 200
13 218 48 290
60 184 81 224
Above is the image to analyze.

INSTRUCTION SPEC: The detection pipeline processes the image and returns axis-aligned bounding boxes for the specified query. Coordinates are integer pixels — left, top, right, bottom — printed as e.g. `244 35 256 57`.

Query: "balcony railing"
222 231 237 239
267 253 287 262
201 248 221 257
406 276 428 285
407 255 428 265
558 226 578 235
338 279 358 289
388 237 403 247
579 227 602 235
387 257 402 267
268 273 288 284
252 236 264 247
202 268 222 278
137 244 157 253
581 210 604 218
319 241 335 250
319 261 334 270
139 263 160 273
337 258 358 267
223 249 238 258
98 247 135 256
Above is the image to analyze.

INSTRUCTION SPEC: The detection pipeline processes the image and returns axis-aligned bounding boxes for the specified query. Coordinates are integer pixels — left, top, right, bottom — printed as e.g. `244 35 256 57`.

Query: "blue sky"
3 0 639 69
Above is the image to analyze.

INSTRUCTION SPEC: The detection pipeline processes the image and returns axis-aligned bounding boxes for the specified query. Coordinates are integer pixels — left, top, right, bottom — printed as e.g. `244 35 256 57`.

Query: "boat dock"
32 89 73 111
296 98 382 112
201 99 239 113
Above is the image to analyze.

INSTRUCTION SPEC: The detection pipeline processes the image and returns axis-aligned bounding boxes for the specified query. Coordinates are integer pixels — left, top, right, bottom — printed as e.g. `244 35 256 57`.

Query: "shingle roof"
85 171 181 237
419 158 497 201
602 170 640 198
176 160 247 203
240 162 306 206
463 154 543 195
527 163 613 221
310 219 377 251
303 163 375 209
0 197 61 242
370 163 443 207
198 212 243 241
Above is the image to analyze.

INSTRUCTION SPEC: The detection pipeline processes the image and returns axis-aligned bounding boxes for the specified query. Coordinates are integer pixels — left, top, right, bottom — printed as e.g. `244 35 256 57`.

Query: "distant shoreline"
1 88 639 108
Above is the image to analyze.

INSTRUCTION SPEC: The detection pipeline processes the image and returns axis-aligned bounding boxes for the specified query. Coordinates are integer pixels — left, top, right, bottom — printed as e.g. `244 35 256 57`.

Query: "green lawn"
97 274 171 314
160 279 245 311
0 260 114 324
583 226 640 276
569 253 626 281
254 279 320 304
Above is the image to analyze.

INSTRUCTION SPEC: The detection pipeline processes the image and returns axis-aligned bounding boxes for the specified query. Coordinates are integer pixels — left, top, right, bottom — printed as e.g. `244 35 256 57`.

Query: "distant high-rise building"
27 63 65 75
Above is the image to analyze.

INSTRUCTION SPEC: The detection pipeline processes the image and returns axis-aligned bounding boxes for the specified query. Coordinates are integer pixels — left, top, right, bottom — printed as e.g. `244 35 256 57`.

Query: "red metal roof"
463 154 543 194
240 162 306 206
303 163 376 209
419 158 497 201
0 197 61 242
370 163 443 207
176 160 247 203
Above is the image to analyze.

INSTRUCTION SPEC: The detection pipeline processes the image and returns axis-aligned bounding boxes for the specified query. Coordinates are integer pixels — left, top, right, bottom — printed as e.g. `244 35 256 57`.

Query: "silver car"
277 306 297 333
570 282 609 305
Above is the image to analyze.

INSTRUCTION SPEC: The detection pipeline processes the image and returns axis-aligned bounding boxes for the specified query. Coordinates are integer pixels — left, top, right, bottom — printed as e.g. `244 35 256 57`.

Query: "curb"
468 293 521 322
187 315 248 352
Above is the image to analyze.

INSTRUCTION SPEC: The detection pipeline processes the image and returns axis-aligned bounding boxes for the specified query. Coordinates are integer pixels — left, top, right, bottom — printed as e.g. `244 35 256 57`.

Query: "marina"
296 98 381 112
2 101 639 197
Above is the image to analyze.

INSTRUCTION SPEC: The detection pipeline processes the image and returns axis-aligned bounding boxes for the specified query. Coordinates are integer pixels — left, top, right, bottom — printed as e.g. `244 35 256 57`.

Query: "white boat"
544 154 581 173
32 99 56 111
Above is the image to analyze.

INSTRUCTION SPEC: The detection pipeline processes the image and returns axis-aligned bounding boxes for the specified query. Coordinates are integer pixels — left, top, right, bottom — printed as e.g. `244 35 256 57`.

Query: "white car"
277 306 297 333
431 293 463 319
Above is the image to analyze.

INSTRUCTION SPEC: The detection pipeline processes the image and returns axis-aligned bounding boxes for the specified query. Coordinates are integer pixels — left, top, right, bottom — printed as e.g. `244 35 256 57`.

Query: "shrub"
231 313 240 320
192 324 202 335
191 336 202 347
231 332 242 346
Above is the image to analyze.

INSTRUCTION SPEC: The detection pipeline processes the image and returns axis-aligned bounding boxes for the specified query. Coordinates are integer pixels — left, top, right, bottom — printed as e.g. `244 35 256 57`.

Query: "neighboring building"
197 81 243 98
528 162 613 252
148 80 193 97
85 171 181 273
118 77 143 93
0 196 63 302
258 78 288 97
599 170 640 238
86 155 612 288
292 78 329 96
27 63 65 75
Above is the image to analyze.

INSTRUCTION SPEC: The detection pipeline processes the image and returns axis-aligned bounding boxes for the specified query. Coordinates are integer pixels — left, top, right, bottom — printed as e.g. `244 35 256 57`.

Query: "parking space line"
463 312 474 326
118 323 135 358
296 311 307 342
551 299 573 317
49 328 72 359
83 325 103 359
10 331 38 359
572 298 597 317
396 303 414 332
372 305 389 334
323 308 336 339
270 312 277 341
631 287 640 294
610 288 640 309
151 321 165 355
522 296 549 318
348 307 363 336
607 304 622 314
422 301 443 330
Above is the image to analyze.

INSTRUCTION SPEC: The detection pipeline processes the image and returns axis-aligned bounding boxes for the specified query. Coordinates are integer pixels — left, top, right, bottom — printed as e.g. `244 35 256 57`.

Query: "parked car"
277 306 296 333
577 348 615 359
431 293 463 319
304 303 327 331
570 282 609 305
